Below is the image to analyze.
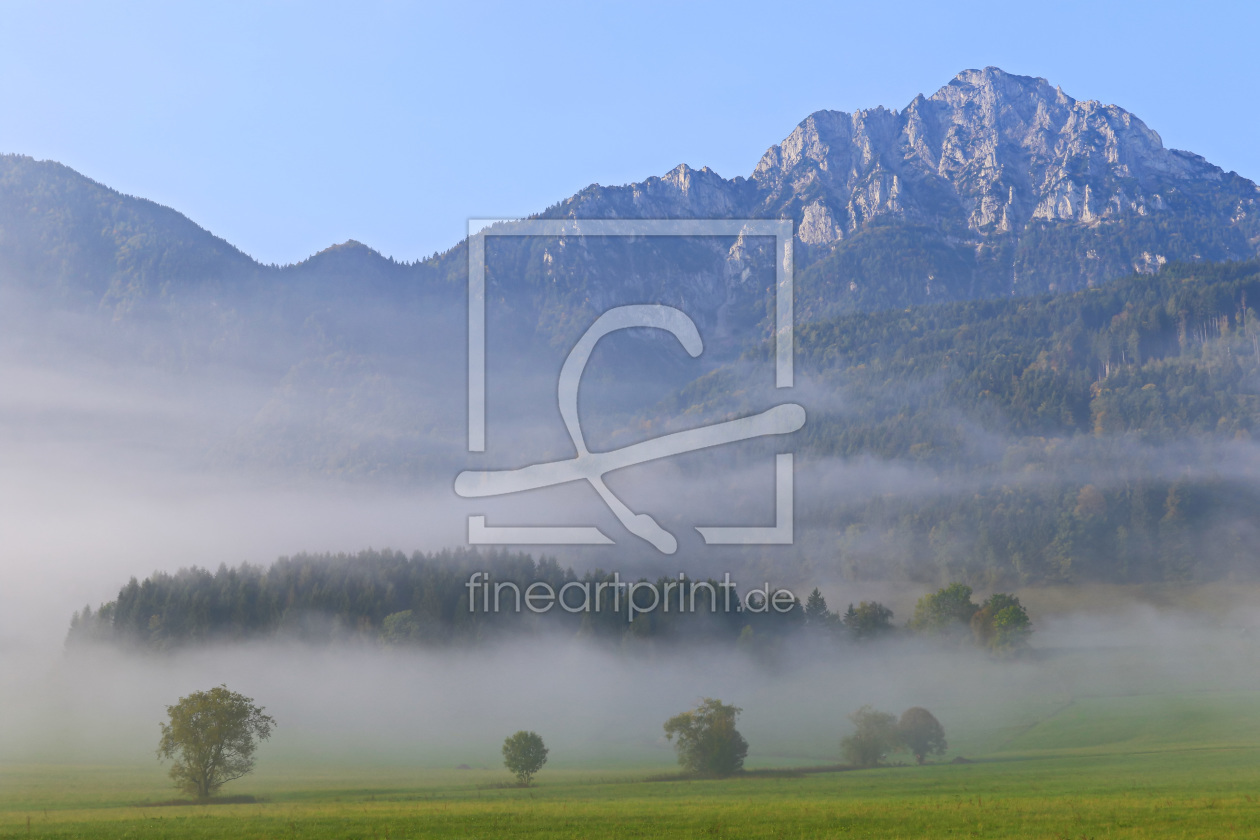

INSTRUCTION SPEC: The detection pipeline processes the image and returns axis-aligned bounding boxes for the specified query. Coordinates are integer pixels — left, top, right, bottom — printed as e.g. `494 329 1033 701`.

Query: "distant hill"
0 155 259 310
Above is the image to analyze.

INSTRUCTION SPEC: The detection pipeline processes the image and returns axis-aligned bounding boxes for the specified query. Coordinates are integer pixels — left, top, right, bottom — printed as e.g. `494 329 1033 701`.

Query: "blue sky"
1 0 1256 265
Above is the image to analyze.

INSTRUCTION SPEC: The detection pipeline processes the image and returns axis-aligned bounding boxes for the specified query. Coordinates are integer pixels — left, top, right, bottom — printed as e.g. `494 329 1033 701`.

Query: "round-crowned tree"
156 685 275 800
898 707 947 764
663 698 748 777
502 731 549 786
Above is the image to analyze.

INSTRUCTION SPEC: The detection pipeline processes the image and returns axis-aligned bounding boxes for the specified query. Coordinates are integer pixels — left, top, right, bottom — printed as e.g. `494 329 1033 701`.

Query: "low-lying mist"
4 262 1260 785
5 601 1259 773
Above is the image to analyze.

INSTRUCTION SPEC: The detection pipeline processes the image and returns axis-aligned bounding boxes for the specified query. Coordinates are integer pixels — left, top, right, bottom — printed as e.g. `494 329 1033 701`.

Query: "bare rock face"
749 67 1241 238
798 199 843 246
547 67 1260 317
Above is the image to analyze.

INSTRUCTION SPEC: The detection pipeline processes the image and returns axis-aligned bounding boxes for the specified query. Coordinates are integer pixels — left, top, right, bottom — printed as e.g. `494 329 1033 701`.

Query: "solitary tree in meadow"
502 731 549 786
156 685 275 800
897 707 947 764
663 698 748 777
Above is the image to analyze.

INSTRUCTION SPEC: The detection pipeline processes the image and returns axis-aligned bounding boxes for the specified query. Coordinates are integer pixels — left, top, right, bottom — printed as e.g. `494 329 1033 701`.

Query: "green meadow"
4 689 1260 839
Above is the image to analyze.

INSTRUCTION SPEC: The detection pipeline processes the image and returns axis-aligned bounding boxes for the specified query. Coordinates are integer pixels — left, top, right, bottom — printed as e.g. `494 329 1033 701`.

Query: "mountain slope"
0 155 262 312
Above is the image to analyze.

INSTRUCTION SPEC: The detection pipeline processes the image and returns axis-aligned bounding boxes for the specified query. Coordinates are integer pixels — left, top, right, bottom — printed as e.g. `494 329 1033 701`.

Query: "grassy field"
3 690 1260 838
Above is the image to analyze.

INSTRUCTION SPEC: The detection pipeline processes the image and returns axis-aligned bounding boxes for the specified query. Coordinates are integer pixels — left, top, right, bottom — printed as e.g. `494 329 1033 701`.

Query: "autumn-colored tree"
971 593 1033 654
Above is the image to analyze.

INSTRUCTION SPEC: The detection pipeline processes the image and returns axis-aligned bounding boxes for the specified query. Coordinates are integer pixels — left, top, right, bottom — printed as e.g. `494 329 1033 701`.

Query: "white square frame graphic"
465 218 796 547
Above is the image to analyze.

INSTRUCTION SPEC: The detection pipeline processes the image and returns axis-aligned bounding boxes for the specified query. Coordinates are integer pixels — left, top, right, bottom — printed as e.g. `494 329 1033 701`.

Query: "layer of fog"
4 601 1259 771
5 284 1260 647
3 258 1260 781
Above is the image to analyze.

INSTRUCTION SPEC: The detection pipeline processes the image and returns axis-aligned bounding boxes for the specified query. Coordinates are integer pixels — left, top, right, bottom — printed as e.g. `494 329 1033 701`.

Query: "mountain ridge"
4 67 1259 325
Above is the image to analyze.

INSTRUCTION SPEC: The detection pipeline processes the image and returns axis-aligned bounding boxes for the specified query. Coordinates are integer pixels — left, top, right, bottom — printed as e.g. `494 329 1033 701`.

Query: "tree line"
66 550 1030 655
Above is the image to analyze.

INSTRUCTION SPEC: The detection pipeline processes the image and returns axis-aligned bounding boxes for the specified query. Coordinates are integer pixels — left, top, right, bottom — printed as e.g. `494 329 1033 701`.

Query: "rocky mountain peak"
546 67 1260 315
936 66 1068 110
743 65 1260 259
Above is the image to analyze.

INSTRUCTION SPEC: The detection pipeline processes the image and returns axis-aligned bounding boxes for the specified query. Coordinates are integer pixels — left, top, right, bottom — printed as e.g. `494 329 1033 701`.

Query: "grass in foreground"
4 691 1260 838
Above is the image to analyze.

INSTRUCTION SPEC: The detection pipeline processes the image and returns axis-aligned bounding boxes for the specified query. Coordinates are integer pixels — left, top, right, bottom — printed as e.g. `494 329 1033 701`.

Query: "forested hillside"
796 258 1260 450
765 261 1260 584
